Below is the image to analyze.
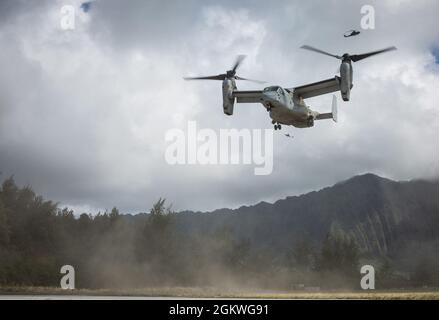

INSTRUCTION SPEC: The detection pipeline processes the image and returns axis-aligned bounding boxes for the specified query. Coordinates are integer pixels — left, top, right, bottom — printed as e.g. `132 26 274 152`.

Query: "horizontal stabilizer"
316 113 332 120
315 95 338 122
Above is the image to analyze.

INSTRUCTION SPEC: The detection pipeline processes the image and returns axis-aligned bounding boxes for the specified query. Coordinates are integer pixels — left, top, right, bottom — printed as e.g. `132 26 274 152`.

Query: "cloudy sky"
1 0 439 214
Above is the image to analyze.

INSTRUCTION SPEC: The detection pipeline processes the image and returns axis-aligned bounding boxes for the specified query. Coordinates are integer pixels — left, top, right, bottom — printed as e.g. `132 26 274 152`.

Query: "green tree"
109 207 120 222
0 199 10 246
290 238 315 270
135 198 178 283
318 226 360 275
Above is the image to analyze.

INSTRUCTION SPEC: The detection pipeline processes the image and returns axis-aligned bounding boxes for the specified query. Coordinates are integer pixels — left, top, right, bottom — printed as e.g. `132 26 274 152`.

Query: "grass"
1 286 438 299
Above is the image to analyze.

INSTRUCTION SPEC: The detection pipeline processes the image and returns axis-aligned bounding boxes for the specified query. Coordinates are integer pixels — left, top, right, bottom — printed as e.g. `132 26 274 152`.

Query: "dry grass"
1 286 438 299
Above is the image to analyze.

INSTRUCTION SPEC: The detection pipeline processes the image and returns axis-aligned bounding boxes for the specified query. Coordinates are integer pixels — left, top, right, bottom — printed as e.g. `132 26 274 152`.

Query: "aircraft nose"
263 92 278 103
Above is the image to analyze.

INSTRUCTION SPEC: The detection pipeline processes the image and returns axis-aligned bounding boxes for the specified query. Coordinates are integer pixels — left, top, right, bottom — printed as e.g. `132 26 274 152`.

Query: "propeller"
184 55 265 84
300 45 397 63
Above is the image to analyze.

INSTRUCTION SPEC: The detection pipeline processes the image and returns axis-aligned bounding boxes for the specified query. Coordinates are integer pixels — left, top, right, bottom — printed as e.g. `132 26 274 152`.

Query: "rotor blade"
231 55 246 73
183 74 226 81
300 45 342 59
234 76 266 84
350 46 397 62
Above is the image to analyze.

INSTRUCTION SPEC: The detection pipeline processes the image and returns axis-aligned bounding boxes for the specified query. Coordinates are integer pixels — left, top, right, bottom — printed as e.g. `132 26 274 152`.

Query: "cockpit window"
264 86 281 92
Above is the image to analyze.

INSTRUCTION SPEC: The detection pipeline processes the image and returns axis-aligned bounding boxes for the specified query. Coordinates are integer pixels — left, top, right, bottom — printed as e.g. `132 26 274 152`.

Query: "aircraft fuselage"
261 86 316 128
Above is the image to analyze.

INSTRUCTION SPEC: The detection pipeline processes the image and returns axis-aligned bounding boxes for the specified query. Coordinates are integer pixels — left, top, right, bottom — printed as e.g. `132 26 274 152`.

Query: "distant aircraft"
80 1 93 13
344 30 361 38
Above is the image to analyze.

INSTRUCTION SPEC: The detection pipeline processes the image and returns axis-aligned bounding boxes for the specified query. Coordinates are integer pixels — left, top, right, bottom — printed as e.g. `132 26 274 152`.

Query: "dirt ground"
1 286 438 299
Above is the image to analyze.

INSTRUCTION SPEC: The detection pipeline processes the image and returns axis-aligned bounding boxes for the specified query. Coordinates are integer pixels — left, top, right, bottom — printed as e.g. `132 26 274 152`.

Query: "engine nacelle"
339 61 353 101
222 78 236 115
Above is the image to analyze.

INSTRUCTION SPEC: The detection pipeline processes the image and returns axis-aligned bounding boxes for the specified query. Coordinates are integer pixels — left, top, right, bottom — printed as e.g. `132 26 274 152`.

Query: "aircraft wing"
288 76 340 99
232 90 264 103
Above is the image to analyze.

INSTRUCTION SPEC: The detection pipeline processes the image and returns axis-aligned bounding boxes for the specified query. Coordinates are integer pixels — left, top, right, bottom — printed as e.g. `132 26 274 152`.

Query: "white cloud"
1 0 439 213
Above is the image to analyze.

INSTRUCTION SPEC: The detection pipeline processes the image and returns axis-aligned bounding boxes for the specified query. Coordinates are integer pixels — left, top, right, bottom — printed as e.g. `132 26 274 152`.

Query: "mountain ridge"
174 173 439 258
179 173 420 215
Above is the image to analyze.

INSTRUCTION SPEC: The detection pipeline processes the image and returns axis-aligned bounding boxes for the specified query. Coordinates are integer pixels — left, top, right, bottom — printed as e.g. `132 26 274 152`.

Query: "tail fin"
332 94 338 122
315 95 338 122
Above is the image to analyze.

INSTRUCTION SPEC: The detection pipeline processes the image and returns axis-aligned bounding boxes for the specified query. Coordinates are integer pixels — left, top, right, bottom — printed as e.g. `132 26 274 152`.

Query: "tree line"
0 177 434 289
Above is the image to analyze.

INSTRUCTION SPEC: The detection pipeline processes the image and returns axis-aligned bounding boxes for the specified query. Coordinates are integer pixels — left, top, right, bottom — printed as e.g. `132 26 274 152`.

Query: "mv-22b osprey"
184 45 396 130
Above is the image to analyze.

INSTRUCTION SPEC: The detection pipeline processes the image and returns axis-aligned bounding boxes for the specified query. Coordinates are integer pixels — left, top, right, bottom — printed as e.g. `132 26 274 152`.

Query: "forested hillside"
0 174 438 289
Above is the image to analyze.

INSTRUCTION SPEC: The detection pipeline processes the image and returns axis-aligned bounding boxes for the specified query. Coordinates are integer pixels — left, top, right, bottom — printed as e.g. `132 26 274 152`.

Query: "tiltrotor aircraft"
184 45 396 130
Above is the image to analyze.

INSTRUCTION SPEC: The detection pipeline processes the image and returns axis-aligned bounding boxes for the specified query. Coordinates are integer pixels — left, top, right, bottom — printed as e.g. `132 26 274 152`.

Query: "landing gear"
272 120 282 130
